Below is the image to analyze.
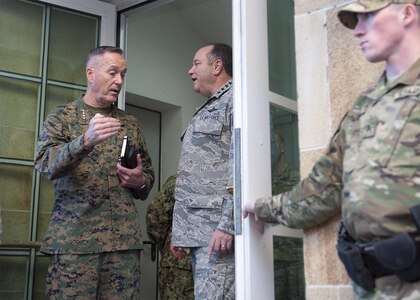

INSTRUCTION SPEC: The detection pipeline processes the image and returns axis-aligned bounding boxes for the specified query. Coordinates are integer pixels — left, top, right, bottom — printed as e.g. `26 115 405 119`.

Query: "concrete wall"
295 1 384 298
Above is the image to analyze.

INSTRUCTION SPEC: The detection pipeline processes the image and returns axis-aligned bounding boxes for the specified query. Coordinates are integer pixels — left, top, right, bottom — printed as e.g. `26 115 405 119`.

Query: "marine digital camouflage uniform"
35 96 154 298
172 80 235 299
146 174 194 300
255 58 420 299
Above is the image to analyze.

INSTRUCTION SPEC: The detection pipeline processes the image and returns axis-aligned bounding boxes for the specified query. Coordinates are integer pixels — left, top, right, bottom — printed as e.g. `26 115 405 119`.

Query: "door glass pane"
0 165 33 241
273 236 305 299
270 104 304 299
0 256 28 300
267 0 297 100
270 104 300 194
48 8 98 85
0 0 43 76
0 77 39 160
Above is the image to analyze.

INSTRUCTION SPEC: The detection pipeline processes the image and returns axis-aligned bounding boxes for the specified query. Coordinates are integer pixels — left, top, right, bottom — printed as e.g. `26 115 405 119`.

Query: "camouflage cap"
338 0 420 29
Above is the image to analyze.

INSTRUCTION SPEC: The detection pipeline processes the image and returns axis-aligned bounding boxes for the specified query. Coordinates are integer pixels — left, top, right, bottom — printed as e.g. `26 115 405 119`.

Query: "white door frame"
233 1 302 299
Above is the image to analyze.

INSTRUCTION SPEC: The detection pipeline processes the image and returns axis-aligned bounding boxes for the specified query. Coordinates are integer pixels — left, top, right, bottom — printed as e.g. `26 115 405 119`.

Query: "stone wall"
294 1 384 299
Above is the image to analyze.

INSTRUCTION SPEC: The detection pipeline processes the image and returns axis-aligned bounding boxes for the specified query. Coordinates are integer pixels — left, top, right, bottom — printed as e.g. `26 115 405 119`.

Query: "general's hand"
84 113 121 148
208 229 234 257
170 242 186 259
116 154 146 189
243 199 265 234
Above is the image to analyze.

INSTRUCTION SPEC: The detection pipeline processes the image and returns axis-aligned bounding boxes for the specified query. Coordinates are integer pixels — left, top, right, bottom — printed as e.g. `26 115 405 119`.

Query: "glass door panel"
267 0 297 100
234 0 302 299
269 105 303 299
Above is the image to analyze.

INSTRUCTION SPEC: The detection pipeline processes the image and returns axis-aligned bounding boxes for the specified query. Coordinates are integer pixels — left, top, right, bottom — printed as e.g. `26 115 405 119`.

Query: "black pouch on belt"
373 232 420 282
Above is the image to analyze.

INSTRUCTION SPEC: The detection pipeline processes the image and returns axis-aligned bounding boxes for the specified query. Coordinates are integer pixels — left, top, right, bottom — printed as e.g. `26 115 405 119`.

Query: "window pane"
45 85 85 119
267 0 297 100
270 104 300 194
270 104 303 299
0 77 39 160
0 0 43 76
0 256 28 299
34 255 49 300
0 164 33 241
37 177 55 242
48 8 98 85
273 236 305 299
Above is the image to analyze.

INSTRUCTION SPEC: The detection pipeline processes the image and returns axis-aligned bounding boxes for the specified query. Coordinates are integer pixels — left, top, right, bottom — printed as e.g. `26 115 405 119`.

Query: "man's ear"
402 3 417 26
86 67 94 83
212 59 223 75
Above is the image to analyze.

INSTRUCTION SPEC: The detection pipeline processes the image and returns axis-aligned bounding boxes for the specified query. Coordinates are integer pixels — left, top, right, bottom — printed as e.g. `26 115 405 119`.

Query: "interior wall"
124 0 232 183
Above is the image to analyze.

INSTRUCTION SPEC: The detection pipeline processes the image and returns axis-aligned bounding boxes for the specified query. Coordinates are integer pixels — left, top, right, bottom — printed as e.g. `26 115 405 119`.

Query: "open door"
233 0 304 299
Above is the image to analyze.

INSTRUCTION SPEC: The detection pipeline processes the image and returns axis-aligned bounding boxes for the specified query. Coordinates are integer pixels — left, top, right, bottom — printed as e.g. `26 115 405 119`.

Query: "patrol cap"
338 0 420 29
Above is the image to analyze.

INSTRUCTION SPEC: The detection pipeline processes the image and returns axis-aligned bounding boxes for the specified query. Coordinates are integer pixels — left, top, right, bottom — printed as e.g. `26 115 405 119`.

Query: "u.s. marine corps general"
244 1 420 299
35 46 154 299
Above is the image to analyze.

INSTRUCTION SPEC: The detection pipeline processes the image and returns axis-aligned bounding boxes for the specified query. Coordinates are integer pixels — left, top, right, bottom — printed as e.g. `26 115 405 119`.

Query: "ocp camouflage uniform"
172 80 235 299
146 174 194 300
35 96 154 299
255 58 420 299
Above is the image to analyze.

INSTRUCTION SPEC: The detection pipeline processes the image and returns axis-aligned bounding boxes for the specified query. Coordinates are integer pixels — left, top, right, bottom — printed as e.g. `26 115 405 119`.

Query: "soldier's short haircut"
205 43 233 77
86 46 124 68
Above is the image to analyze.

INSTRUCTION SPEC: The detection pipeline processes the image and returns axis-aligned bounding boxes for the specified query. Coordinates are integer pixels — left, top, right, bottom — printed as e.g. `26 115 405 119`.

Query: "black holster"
336 204 420 291
336 224 375 291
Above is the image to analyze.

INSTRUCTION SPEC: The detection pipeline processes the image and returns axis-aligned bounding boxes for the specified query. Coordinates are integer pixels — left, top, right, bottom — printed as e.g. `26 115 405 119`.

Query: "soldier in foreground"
146 174 194 300
244 1 420 299
35 46 154 299
170 43 235 299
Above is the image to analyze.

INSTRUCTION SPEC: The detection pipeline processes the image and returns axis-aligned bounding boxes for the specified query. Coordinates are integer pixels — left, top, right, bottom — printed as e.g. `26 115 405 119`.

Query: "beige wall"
295 1 384 299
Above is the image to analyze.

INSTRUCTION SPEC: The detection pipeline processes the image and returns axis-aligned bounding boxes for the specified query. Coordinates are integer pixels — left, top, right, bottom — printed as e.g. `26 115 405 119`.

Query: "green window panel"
33 255 49 300
0 2 99 299
44 85 85 119
48 8 98 85
0 256 28 300
0 164 33 241
0 77 39 161
0 1 43 77
37 177 55 243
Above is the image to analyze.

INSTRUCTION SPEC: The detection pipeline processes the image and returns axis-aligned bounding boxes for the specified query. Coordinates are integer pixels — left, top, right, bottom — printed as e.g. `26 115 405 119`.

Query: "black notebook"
119 136 137 169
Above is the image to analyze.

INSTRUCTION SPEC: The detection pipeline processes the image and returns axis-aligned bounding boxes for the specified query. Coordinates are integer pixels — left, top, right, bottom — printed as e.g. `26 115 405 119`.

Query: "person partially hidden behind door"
244 1 420 299
146 174 194 300
35 46 155 299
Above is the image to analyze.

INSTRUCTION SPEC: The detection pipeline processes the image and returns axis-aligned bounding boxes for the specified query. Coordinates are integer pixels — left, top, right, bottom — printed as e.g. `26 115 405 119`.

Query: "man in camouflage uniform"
244 1 420 299
35 46 154 299
146 174 194 300
170 43 235 299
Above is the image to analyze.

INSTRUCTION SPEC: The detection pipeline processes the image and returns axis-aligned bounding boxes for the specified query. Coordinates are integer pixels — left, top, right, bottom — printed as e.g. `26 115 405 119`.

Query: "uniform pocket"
187 196 224 209
193 111 224 136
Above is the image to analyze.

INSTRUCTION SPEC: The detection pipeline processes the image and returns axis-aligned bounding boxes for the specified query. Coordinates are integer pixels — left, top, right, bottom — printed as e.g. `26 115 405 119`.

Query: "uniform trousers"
46 249 141 300
190 246 235 300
